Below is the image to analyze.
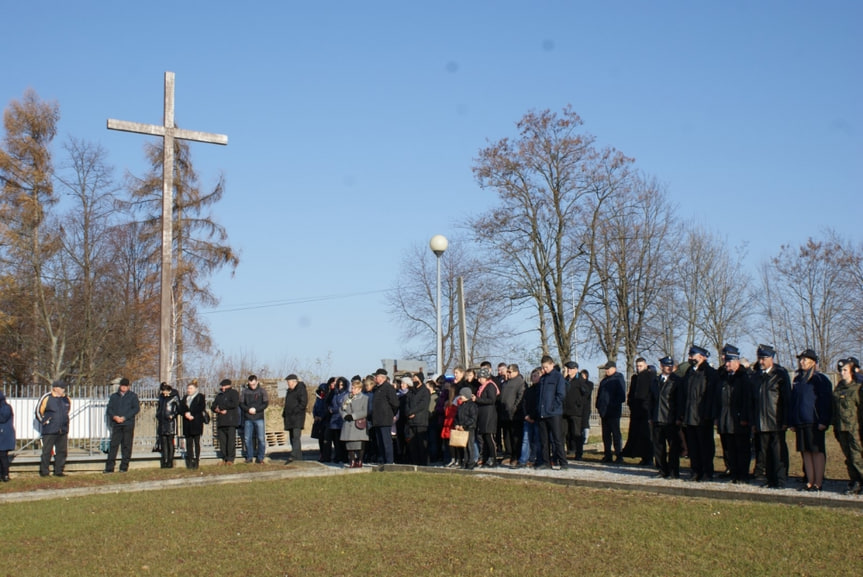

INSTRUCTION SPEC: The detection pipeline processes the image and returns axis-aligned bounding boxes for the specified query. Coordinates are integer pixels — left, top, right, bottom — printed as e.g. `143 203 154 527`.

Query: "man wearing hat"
680 345 719 481
717 346 753 483
649 356 682 478
371 368 399 464
596 360 626 464
212 379 240 465
104 378 140 473
282 374 307 464
562 361 588 460
789 349 832 491
37 381 71 477
750 344 791 488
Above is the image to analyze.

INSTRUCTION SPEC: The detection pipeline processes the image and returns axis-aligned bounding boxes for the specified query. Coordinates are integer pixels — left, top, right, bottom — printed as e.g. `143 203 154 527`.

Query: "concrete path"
2 456 861 510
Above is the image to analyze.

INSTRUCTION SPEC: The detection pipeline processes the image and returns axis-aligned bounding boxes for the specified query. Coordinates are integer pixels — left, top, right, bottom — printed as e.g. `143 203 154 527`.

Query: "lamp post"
429 234 448 378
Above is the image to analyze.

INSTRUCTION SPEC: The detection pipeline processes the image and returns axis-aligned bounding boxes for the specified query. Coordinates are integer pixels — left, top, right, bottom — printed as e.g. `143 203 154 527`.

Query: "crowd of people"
310 345 863 497
4 343 861 500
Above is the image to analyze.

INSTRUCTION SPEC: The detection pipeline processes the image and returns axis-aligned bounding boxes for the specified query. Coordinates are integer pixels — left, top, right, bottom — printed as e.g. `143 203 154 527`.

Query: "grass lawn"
1 471 861 577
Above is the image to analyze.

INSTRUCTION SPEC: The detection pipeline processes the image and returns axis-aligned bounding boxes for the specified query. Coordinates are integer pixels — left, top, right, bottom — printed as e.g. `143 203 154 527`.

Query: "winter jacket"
596 372 626 419
39 393 71 435
406 385 431 428
832 380 862 434
106 390 140 425
454 398 478 430
156 391 180 436
475 380 499 434
240 385 269 421
371 381 399 428
750 364 791 432
212 387 240 428
627 369 655 420
179 393 207 437
0 392 15 451
538 368 566 418
564 375 592 431
717 366 752 435
789 370 833 428
499 375 525 421
649 373 680 425
681 361 719 426
282 383 308 431
339 392 369 442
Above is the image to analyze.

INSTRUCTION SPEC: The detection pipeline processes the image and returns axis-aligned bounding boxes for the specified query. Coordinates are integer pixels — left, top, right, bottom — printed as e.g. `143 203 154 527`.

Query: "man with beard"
622 358 655 465
750 344 791 488
680 345 720 481
649 356 682 478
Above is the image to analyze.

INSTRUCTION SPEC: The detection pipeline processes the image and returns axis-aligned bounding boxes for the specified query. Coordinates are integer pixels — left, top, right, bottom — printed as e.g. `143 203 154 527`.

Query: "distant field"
1 472 861 577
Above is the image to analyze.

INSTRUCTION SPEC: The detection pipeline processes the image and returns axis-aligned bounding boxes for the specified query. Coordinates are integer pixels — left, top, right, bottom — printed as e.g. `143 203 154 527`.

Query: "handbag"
152 437 162 453
201 410 210 425
449 428 469 448
355 418 367 430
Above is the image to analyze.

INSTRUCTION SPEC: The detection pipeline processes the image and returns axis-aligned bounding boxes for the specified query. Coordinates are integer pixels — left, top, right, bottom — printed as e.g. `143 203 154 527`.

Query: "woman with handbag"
340 377 369 468
180 380 207 469
453 387 478 470
155 382 180 468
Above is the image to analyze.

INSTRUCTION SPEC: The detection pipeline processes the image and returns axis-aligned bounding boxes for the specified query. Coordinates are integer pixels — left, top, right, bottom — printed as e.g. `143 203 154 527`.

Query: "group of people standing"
6 345 862 499
597 344 863 495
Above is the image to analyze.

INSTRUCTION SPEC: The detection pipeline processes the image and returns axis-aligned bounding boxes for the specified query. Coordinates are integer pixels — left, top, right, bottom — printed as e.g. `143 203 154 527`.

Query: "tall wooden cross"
107 71 228 385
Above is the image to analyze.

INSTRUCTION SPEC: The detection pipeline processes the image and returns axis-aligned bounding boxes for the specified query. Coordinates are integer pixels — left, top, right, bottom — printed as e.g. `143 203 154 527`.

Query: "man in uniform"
680 345 719 481
750 344 791 488
649 356 682 478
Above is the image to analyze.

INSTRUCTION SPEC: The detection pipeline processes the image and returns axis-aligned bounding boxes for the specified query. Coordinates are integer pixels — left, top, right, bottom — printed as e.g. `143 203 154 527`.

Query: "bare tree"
471 106 633 364
760 232 862 368
387 240 516 371
585 174 677 374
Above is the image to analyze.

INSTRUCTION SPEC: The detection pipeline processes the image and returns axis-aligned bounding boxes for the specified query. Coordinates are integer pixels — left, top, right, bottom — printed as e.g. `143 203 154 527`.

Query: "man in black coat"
499 364 525 466
282 374 307 463
649 356 682 478
750 344 792 488
680 345 720 481
622 358 655 465
212 379 240 464
104 378 140 473
475 367 500 468
717 347 753 483
371 368 399 464
596 361 626 463
405 374 430 466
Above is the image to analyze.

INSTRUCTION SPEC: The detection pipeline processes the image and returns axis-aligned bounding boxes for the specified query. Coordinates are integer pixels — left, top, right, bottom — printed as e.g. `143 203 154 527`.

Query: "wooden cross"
107 71 228 385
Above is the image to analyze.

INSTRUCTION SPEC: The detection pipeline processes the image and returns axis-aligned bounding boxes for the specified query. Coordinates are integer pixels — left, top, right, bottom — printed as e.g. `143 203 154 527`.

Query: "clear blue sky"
2 1 860 377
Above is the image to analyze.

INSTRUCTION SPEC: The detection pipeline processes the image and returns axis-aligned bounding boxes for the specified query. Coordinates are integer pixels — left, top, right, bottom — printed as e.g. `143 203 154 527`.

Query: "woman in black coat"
156 382 180 468
179 381 207 469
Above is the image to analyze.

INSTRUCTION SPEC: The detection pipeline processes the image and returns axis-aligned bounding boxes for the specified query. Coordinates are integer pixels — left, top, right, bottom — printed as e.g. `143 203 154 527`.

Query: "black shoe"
102 469 114 474
614 456 624 464
601 455 613 463
39 472 50 477
1 476 9 482
53 472 66 477
638 459 652 466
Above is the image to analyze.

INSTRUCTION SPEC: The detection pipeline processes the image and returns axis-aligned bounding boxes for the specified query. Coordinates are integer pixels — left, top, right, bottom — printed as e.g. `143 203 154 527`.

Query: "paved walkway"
2 456 861 510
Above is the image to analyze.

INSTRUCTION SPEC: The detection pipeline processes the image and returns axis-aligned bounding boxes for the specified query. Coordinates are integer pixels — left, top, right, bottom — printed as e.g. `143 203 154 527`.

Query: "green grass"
1 472 861 577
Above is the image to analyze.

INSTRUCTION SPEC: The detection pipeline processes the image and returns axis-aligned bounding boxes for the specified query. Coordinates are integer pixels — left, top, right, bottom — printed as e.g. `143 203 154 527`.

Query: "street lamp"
429 234 448 377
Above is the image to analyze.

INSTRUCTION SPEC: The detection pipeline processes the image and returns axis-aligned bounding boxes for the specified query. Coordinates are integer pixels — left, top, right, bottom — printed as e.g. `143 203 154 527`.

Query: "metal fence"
7 384 220 457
